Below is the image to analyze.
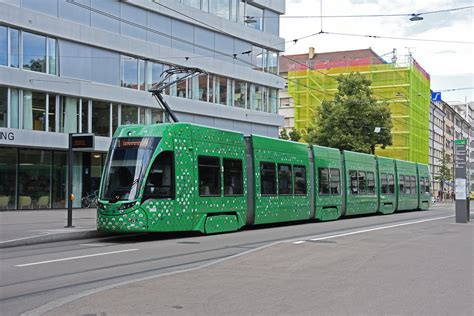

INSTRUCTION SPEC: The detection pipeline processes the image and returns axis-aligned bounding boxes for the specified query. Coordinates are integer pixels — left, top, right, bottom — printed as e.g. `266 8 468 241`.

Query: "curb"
0 230 111 249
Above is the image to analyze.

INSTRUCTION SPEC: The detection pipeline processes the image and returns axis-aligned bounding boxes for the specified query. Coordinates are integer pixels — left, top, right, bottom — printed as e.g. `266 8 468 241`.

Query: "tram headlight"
97 202 106 210
119 201 136 211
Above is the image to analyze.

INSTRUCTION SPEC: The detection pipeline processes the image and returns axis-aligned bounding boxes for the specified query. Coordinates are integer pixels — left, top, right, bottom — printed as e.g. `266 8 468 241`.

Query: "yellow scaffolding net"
288 58 430 164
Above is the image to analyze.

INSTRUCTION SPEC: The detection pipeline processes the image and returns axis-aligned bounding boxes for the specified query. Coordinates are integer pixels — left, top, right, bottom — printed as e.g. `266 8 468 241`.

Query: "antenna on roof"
148 67 207 123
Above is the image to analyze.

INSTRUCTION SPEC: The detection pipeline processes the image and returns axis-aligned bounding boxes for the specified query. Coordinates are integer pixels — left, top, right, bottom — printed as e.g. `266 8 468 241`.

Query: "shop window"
294 165 306 195
260 162 276 195
198 156 221 196
349 170 358 194
388 174 395 194
0 87 6 127
18 149 52 209
330 168 340 195
144 151 175 199
0 147 17 209
318 168 329 195
367 172 375 195
278 164 292 195
223 158 243 196
52 151 67 208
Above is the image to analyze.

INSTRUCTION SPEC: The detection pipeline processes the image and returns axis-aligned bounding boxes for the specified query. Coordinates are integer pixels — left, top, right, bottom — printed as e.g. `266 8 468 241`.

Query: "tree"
279 128 289 140
289 129 301 142
434 150 452 199
305 73 392 154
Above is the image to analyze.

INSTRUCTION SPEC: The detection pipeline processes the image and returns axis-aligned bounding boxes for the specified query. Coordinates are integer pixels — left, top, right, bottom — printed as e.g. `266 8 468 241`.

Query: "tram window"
294 165 307 195
318 168 330 195
388 174 395 194
278 164 292 195
358 171 367 195
198 156 221 196
349 170 358 194
424 178 430 193
399 175 405 194
367 172 375 195
143 151 175 199
260 162 276 195
223 158 243 196
381 173 388 194
330 168 340 195
410 176 417 194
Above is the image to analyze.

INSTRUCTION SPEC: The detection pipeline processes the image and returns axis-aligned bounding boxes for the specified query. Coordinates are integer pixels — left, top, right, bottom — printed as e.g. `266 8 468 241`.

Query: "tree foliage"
434 150 452 191
305 73 392 154
289 129 302 142
279 128 289 140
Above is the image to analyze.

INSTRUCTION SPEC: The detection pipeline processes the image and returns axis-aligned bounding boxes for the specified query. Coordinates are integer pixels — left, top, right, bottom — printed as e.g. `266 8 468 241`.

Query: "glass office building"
0 0 285 209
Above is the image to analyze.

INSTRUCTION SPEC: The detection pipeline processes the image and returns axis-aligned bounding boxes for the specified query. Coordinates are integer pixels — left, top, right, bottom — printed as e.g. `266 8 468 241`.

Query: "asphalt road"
0 205 470 315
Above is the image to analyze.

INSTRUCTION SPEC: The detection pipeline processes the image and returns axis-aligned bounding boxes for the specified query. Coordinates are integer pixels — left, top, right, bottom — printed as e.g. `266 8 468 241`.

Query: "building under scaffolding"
285 48 430 164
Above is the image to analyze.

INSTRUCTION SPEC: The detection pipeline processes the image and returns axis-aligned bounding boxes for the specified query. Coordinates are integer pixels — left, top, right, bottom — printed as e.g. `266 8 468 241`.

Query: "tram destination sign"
71 134 95 151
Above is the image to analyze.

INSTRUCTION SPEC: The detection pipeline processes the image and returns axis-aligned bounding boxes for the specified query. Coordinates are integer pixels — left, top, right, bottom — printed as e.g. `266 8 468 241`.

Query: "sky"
280 0 474 104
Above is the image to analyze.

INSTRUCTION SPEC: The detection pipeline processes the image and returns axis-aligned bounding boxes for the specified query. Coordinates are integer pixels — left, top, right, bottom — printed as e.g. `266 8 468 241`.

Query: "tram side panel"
343 150 378 216
312 145 343 221
416 163 431 210
376 156 397 214
251 135 311 225
191 125 248 234
394 159 419 211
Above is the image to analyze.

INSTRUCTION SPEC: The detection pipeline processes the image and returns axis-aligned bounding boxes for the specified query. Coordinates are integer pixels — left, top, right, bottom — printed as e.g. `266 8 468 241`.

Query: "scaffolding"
288 55 430 164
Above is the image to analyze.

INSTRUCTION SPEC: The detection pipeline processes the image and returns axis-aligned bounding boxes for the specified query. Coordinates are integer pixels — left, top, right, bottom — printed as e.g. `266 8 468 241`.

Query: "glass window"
216 77 228 105
121 104 138 125
245 3 263 30
191 75 208 101
223 158 243 196
23 90 46 131
233 39 251 67
112 103 118 134
91 0 120 33
139 107 145 124
358 171 367 194
48 94 56 132
144 151 175 199
10 28 19 68
260 162 276 195
151 63 166 88
10 88 19 128
151 108 162 124
251 46 264 71
198 156 221 196
410 176 416 194
52 151 67 208
183 0 201 10
59 96 79 133
267 51 278 74
139 59 145 91
171 20 194 52
381 173 388 194
92 101 110 137
59 40 92 81
350 170 358 194
330 168 340 195
278 164 292 195
270 89 278 114
254 85 263 111
247 83 255 110
0 87 7 127
59 0 91 25
318 168 329 195
18 149 51 209
23 32 46 73
210 0 230 20
147 12 172 47
234 81 246 108
121 55 138 89
215 33 234 63
264 9 279 35
92 48 120 86
367 171 375 194
0 26 7 66
388 173 395 194
399 175 405 194
81 99 88 133
47 38 57 75
294 165 307 195
0 147 17 209
121 3 147 40
176 78 187 98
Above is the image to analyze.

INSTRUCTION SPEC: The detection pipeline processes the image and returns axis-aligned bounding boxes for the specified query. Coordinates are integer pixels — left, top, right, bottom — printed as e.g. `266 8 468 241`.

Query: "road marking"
292 215 452 244
15 249 138 267
79 243 106 247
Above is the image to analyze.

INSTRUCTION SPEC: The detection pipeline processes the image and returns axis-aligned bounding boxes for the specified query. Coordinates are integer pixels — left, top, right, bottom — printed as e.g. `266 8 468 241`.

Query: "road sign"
431 91 441 101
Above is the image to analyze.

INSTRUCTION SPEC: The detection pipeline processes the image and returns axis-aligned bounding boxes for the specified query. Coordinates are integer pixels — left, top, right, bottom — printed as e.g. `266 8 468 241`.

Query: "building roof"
279 48 386 73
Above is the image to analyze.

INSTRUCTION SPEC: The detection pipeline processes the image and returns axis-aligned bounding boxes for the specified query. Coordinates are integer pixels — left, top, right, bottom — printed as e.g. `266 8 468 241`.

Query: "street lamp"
244 16 257 24
409 14 423 21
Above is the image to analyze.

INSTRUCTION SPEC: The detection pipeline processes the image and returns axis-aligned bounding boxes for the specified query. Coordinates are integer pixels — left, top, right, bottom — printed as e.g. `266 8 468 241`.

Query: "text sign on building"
71 134 94 151
431 91 442 102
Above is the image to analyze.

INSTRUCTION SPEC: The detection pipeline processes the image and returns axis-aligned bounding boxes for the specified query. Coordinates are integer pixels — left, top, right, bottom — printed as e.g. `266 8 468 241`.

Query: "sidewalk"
0 208 106 248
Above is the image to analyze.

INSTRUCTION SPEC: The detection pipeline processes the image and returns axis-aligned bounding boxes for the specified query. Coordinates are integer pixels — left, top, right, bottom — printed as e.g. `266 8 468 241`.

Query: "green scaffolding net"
288 57 430 164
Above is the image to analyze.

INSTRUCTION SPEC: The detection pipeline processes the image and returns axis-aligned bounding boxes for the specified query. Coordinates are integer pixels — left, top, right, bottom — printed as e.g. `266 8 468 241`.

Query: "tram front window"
101 137 160 201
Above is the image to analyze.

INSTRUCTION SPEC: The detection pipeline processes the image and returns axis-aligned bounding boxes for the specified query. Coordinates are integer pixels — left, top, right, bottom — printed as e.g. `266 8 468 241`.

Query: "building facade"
429 99 445 197
0 0 285 209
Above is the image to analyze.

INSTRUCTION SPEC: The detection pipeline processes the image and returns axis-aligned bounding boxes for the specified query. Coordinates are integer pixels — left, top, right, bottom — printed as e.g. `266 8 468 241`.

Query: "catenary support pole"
66 133 74 228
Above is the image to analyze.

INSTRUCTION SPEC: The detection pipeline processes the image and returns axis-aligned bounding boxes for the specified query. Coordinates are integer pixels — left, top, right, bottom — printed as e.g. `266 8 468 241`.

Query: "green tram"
97 123 431 234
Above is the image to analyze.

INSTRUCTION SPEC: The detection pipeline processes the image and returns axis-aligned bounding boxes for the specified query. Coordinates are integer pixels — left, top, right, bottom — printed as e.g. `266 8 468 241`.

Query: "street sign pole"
66 133 74 228
454 139 470 223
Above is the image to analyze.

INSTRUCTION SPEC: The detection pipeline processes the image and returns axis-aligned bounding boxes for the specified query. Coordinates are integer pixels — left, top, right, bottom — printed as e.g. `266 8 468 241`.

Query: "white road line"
15 249 138 267
293 215 453 244
79 243 106 247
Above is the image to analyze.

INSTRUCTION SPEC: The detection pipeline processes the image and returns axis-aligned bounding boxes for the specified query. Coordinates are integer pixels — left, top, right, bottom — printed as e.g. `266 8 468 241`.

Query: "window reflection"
92 101 110 137
0 26 7 66
210 0 231 20
10 28 19 68
23 32 46 72
245 3 263 31
121 55 138 89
